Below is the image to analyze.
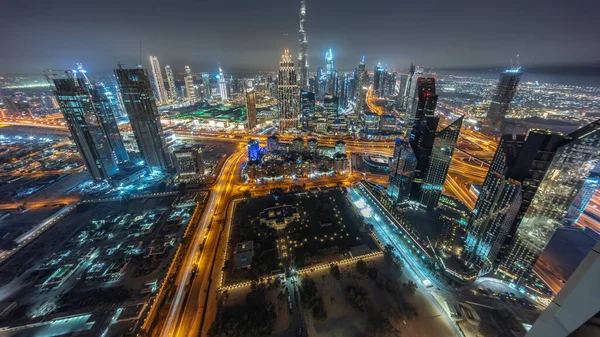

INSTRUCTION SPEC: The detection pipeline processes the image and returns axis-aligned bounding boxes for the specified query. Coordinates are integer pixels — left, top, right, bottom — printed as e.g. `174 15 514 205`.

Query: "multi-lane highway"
157 146 246 337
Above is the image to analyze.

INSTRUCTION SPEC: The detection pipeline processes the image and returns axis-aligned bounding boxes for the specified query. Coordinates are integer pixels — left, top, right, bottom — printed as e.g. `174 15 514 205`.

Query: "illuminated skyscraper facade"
245 89 257 130
218 65 228 101
486 68 521 132
300 90 315 127
373 64 384 97
325 49 334 94
202 74 211 100
498 121 600 281
115 67 172 171
356 57 368 114
90 83 129 164
387 138 417 204
164 65 177 101
277 49 298 132
53 75 118 181
404 64 424 116
149 56 169 104
297 0 308 90
420 116 463 209
184 65 196 102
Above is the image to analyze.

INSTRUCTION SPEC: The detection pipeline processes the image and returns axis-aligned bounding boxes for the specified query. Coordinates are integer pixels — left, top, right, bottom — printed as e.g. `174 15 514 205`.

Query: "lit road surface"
348 186 463 337
160 147 246 337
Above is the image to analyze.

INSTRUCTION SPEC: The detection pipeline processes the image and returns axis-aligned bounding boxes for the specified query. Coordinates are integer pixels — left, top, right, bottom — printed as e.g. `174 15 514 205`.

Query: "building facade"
53 75 118 181
486 68 521 132
115 67 173 171
184 65 196 102
149 56 169 104
245 89 257 130
278 49 299 132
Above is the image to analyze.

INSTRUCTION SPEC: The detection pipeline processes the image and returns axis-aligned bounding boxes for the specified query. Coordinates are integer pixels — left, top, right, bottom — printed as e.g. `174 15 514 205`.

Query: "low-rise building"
234 241 255 269
259 205 300 230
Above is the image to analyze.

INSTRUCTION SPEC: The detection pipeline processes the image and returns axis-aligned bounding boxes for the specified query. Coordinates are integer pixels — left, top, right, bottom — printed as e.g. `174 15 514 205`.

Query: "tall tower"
420 116 463 209
149 56 169 104
184 65 196 102
89 83 129 164
356 56 368 114
297 0 309 90
245 88 257 130
164 65 177 101
278 49 298 132
325 49 334 94
387 138 417 204
486 67 522 132
52 73 118 181
115 66 173 171
218 65 228 101
404 64 424 116
498 121 600 282
202 73 211 100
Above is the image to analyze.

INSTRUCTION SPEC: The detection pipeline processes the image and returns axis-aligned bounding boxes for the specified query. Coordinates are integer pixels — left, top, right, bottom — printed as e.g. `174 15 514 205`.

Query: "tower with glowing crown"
297 0 309 90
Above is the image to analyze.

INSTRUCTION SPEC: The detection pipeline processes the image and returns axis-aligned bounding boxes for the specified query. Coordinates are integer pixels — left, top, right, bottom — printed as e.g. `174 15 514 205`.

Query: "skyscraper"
164 65 177 101
202 73 211 100
387 138 417 204
356 57 368 114
409 77 437 134
486 67 522 132
463 173 522 272
115 66 173 171
149 56 169 104
218 65 228 101
300 90 315 127
498 121 600 281
245 88 257 130
53 73 118 181
420 117 463 209
297 0 309 90
404 64 424 115
277 49 298 132
373 64 384 97
184 65 196 102
325 49 334 94
90 83 129 164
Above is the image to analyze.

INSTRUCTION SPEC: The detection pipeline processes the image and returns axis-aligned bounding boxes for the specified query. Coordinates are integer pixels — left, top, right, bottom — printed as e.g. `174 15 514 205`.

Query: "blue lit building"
247 139 260 162
564 173 600 226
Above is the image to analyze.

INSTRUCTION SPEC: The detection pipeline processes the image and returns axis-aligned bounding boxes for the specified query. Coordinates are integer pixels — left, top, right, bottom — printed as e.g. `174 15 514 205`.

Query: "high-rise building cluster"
51 64 207 183
387 77 463 209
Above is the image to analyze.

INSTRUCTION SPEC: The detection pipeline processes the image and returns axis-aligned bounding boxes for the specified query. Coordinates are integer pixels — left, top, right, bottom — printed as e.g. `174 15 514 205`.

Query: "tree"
345 284 369 311
401 281 417 296
356 260 368 275
384 244 395 265
367 267 378 280
330 264 341 280
363 310 401 337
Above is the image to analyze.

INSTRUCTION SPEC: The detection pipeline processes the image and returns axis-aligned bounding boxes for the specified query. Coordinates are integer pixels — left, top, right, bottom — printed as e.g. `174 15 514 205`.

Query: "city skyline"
2 0 600 336
1 0 599 75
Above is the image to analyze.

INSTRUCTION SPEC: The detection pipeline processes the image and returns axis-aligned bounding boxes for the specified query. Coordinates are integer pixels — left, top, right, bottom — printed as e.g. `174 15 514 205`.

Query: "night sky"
1 0 599 74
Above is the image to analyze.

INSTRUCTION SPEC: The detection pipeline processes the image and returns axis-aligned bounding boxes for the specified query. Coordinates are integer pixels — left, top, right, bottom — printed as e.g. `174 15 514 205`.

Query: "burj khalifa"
297 0 309 90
